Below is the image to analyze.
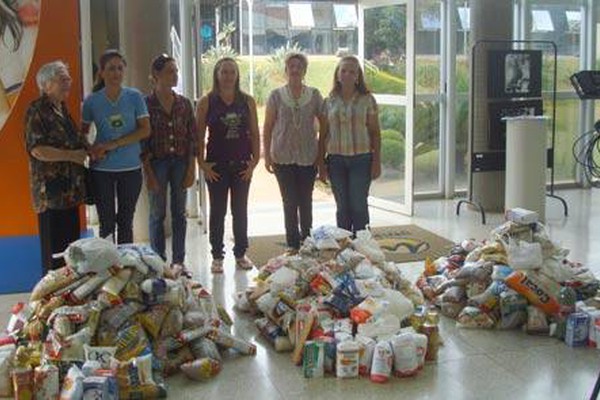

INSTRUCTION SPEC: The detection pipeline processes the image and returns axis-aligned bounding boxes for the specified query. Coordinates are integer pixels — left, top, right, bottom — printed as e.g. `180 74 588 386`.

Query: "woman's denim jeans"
327 153 373 232
148 156 188 264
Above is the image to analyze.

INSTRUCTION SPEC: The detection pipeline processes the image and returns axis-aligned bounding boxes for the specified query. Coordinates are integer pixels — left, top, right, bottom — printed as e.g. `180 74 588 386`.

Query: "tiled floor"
1 189 599 399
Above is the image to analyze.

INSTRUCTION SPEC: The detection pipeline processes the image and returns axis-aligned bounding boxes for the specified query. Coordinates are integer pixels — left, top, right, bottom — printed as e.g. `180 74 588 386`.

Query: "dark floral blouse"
25 95 87 213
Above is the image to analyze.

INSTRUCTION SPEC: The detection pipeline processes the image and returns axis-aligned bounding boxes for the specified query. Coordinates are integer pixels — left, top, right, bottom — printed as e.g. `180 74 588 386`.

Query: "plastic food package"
303 341 324 378
71 276 109 302
0 344 16 397
112 354 155 388
350 296 388 325
59 365 84 400
30 267 79 301
83 375 118 400
355 335 375 376
81 360 101 377
505 271 561 315
33 363 59 400
457 306 495 329
101 268 132 297
499 289 528 330
336 340 360 379
492 264 514 281
526 306 549 335
370 340 394 383
353 230 386 265
12 367 33 400
356 314 401 341
506 238 543 270
310 225 349 250
114 323 150 361
392 333 419 377
180 358 221 381
102 302 143 330
61 328 93 362
268 267 299 293
65 238 120 275
159 308 184 338
440 301 465 319
206 329 256 355
119 384 167 400
137 305 169 339
467 281 505 312
83 345 116 369
118 243 165 276
380 289 413 323
189 338 221 362
161 346 194 376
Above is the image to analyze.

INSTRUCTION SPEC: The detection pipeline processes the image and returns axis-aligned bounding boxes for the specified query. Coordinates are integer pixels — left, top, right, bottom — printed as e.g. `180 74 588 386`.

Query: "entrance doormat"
246 225 455 267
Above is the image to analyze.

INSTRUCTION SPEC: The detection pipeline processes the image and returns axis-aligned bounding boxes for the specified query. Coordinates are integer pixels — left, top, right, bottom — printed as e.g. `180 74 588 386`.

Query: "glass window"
457 7 470 31
288 3 314 29
526 1 582 183
531 10 554 32
565 10 581 33
334 4 357 29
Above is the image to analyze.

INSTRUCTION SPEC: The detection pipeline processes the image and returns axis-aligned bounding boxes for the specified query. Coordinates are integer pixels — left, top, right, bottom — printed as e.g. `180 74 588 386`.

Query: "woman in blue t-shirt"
196 57 260 273
82 50 150 243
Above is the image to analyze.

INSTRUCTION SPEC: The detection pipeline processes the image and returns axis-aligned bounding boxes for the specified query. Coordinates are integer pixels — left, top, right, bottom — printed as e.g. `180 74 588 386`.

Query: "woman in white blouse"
263 53 326 254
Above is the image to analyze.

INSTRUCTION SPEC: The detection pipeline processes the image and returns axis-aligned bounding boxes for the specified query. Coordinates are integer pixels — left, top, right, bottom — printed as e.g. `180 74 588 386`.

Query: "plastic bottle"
422 309 440 362
370 340 393 383
555 286 577 339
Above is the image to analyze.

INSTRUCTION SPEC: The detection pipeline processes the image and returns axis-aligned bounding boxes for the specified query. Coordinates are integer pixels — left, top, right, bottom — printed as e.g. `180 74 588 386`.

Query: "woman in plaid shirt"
142 54 197 278
318 56 382 233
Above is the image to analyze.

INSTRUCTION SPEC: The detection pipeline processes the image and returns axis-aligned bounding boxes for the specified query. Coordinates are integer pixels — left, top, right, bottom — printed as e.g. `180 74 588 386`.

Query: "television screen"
488 50 543 99
488 100 544 150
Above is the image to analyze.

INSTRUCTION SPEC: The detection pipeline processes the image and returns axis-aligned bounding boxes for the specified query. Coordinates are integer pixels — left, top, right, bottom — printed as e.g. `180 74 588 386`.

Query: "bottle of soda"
422 309 440 362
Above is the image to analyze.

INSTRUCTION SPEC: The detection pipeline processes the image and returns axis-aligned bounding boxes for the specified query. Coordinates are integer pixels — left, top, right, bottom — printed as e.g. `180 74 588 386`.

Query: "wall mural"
0 0 40 130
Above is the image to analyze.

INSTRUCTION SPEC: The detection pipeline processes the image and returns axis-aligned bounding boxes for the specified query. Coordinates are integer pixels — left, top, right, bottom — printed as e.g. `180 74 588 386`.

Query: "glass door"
359 0 415 215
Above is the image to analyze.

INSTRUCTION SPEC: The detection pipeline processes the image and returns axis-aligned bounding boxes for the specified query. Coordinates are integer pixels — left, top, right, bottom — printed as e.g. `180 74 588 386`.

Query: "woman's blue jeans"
327 153 373 232
148 156 188 264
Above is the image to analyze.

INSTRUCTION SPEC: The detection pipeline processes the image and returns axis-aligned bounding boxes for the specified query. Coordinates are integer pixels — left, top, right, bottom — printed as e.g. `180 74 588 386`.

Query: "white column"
505 117 548 221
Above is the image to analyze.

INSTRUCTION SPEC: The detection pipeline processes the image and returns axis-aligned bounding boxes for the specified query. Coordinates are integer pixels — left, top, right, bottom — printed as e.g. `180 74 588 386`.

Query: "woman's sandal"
211 259 224 274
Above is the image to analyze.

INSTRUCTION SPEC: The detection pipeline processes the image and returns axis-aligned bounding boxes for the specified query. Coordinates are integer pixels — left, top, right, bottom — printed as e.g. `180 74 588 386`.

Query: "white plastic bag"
507 239 543 270
353 230 386 265
65 238 120 275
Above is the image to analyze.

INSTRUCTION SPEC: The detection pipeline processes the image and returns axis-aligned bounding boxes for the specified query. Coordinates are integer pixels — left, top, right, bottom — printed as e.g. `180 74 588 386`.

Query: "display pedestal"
504 116 548 221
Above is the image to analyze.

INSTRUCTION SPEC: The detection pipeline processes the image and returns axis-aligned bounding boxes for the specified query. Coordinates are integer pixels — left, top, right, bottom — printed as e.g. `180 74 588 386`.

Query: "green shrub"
365 68 405 93
381 129 404 169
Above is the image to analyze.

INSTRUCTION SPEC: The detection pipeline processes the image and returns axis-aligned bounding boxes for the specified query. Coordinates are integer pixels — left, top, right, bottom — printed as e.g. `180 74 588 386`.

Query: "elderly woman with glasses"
25 60 88 274
141 54 197 278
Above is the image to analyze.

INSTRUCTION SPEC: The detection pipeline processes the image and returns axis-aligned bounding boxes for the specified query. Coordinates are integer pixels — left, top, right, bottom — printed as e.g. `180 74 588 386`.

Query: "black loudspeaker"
570 71 600 100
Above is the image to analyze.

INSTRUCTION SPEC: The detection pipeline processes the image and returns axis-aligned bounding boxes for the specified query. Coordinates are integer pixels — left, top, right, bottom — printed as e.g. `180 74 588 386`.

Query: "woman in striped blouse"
318 55 382 233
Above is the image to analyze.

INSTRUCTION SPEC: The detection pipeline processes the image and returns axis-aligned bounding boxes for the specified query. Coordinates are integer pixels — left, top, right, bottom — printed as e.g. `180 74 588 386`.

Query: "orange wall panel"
0 0 81 237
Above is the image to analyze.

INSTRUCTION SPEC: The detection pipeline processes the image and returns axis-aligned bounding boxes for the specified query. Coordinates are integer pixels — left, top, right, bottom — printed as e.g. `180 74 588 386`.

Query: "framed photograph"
488 50 543 99
488 100 544 150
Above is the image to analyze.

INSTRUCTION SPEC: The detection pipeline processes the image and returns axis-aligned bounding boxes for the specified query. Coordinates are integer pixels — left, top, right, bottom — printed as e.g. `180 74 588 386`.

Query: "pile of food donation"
0 237 256 399
234 226 443 383
415 215 600 348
